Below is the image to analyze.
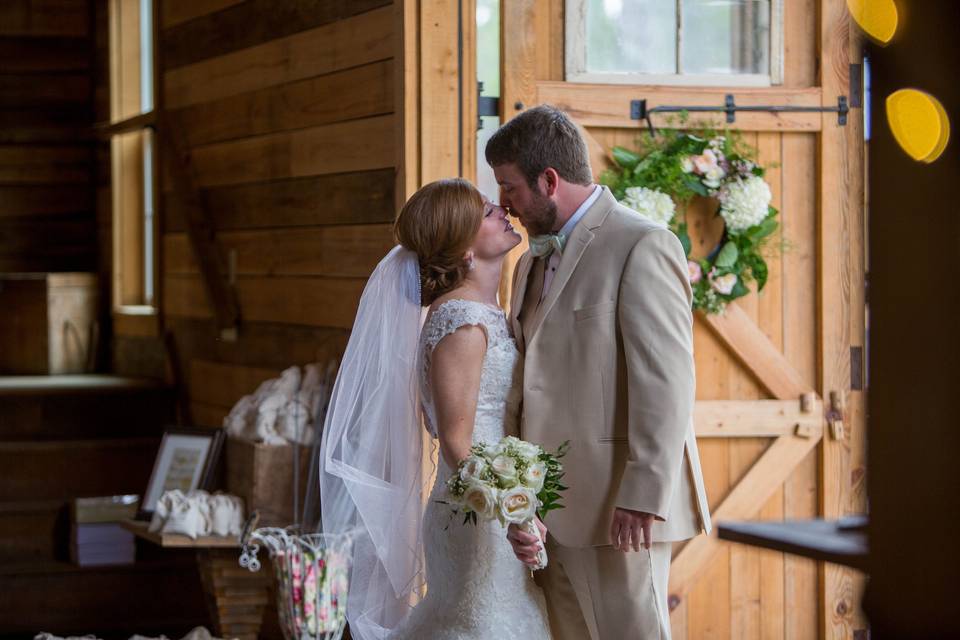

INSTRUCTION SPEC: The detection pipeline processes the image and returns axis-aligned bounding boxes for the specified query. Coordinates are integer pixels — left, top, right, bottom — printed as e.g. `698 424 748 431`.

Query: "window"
566 0 783 86
476 0 501 203
108 0 156 312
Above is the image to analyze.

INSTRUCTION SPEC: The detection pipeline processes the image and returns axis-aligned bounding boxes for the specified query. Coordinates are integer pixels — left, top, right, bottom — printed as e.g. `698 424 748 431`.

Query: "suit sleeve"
615 227 695 520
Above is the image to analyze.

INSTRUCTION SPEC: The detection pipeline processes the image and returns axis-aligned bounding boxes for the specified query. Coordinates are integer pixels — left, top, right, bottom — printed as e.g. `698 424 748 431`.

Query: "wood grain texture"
418 0 460 183
161 0 390 69
184 115 394 188
694 399 822 438
164 275 365 329
163 5 393 108
0 186 92 217
188 358 279 409
171 59 394 147
160 0 245 29
0 0 90 37
0 107 94 143
819 1 868 637
167 317 347 371
163 170 395 231
0 37 90 73
0 72 91 107
0 145 91 184
164 224 394 278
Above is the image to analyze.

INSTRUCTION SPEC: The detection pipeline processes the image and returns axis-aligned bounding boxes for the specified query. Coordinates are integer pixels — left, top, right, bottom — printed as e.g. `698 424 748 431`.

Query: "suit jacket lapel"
509 252 533 352
528 187 617 340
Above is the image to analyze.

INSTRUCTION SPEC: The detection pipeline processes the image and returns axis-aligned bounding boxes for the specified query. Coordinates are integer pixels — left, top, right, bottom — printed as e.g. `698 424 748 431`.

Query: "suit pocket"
574 301 616 322
597 436 627 444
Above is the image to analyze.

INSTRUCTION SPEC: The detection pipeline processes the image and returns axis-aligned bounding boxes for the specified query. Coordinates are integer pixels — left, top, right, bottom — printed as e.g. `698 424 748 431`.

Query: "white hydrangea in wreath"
601 126 781 314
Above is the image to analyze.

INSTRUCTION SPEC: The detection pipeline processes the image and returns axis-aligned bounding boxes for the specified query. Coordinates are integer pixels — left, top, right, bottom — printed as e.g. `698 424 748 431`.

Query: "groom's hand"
610 508 654 551
507 518 547 567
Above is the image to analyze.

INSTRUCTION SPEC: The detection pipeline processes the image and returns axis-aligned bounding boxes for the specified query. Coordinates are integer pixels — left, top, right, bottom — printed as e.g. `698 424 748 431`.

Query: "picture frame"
138 427 225 519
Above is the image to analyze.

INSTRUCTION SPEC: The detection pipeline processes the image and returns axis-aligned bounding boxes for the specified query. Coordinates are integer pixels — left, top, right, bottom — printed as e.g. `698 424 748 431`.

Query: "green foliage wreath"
601 126 780 314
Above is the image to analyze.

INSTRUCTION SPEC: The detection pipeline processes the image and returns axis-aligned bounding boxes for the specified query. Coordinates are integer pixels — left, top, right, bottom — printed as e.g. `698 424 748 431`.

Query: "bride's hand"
507 518 546 567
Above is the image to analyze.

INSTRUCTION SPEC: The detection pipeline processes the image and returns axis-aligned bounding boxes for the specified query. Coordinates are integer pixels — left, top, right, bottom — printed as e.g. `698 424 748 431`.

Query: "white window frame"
565 0 784 87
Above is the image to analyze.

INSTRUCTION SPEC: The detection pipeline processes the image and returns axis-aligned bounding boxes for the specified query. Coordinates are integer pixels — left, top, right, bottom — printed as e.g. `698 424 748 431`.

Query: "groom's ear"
542 168 560 197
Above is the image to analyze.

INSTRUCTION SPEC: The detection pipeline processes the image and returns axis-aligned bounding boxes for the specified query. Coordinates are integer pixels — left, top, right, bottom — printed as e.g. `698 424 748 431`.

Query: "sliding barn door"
500 1 867 637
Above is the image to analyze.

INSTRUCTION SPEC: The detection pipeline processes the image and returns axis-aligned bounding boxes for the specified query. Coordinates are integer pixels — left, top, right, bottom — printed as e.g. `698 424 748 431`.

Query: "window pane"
682 0 770 75
476 0 500 203
139 0 153 112
585 0 676 74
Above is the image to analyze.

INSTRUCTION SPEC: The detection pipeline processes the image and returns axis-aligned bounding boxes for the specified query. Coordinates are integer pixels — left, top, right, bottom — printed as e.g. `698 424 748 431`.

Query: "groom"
487 105 711 639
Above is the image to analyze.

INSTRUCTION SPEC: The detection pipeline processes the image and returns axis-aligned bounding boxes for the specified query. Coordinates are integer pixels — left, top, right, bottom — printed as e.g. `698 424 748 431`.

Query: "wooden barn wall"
0 0 97 274
155 0 397 426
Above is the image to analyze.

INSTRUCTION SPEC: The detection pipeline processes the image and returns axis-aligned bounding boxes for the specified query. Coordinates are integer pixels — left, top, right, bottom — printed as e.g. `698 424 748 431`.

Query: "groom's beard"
521 189 559 236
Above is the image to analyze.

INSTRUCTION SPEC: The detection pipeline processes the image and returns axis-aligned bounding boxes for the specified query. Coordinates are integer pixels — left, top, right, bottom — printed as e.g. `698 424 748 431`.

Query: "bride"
319 178 552 640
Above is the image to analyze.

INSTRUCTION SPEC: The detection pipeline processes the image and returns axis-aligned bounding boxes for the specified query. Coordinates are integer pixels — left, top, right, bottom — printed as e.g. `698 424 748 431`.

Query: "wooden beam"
700 303 813 400
669 429 823 607
419 0 461 183
819 0 868 636
160 0 245 28
537 82 825 132
159 112 240 337
694 398 822 438
394 0 419 203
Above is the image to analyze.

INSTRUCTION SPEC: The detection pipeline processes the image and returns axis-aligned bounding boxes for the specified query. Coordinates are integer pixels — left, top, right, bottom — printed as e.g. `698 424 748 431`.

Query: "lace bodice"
418 299 524 456
389 299 550 640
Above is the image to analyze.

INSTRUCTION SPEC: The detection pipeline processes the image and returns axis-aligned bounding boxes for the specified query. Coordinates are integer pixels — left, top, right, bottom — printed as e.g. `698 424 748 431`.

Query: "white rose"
711 272 738 295
513 439 542 462
462 482 497 520
681 156 695 173
498 486 539 525
522 462 547 492
459 455 487 483
703 165 726 189
491 454 519 486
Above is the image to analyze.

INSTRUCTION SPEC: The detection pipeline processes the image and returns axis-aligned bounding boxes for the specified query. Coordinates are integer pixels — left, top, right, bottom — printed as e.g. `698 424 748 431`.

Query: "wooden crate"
0 273 98 375
225 437 313 528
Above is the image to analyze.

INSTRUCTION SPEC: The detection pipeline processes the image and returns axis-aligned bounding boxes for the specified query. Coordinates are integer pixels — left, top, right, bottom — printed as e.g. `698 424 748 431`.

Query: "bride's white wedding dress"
389 299 552 640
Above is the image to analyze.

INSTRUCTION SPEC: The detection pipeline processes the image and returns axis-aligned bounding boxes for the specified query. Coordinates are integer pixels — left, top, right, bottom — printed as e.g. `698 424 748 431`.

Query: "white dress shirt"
540 184 603 302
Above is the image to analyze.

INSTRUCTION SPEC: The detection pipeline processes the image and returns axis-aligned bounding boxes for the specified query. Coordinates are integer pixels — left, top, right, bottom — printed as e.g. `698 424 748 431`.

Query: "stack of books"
70 495 139 567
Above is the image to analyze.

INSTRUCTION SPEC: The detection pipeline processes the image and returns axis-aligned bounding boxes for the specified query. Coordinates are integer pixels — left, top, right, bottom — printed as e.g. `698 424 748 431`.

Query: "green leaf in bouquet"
677 224 693 256
747 216 778 240
612 146 641 169
715 241 739 267
730 278 750 298
752 258 769 291
682 175 709 197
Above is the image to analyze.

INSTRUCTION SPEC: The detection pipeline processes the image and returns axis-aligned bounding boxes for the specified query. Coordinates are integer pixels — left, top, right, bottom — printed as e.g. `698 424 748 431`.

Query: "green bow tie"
529 232 567 258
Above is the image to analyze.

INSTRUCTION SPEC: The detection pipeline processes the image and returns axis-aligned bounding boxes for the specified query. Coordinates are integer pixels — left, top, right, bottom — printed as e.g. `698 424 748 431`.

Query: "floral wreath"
600 125 780 314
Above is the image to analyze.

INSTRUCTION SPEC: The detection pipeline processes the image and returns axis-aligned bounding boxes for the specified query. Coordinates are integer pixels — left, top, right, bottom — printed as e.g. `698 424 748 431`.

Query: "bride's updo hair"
395 178 484 306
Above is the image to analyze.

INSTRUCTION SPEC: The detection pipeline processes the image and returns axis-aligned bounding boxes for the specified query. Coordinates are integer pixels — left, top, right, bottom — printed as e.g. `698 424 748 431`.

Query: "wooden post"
818 0 868 637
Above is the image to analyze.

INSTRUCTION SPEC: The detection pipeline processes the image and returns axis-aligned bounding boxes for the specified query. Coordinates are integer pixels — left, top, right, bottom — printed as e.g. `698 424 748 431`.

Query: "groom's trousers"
535 535 673 640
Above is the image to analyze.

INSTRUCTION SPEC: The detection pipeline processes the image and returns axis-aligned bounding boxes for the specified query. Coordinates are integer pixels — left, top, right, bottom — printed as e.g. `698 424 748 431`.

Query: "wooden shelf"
121 519 240 548
718 516 868 571
0 374 168 396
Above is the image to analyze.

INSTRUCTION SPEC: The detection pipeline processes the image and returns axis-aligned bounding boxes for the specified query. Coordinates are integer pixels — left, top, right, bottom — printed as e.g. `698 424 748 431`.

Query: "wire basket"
240 527 352 640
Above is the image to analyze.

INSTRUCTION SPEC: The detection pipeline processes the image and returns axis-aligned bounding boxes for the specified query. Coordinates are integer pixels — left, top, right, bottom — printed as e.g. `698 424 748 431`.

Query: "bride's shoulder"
423 295 503 350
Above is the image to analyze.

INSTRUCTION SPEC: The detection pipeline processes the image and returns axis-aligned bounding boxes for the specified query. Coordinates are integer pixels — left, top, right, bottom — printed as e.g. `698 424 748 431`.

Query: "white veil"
319 245 430 640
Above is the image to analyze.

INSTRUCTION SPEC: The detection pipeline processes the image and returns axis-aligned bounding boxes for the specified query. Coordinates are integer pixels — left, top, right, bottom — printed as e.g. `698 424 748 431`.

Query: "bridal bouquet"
444 436 569 570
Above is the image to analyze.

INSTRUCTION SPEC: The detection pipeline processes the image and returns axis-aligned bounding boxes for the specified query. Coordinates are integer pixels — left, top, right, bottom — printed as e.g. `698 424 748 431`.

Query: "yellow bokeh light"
846 0 899 44
886 89 951 163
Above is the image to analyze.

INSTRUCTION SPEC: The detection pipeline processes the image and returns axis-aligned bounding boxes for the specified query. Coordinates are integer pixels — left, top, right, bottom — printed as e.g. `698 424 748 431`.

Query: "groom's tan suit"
510 187 711 640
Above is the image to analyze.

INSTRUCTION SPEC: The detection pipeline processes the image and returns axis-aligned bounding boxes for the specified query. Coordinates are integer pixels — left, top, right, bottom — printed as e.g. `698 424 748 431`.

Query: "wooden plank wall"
157 0 397 425
0 0 97 273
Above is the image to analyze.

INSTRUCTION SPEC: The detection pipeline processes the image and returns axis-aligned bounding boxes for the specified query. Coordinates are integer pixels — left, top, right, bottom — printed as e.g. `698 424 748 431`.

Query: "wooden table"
123 520 272 640
718 516 868 571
